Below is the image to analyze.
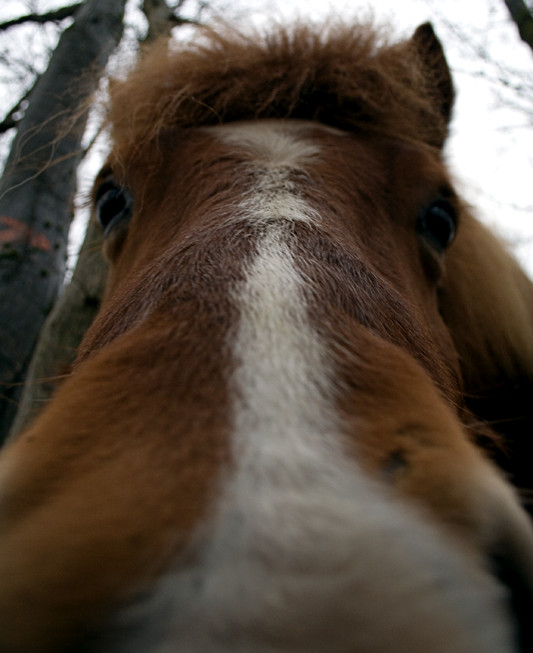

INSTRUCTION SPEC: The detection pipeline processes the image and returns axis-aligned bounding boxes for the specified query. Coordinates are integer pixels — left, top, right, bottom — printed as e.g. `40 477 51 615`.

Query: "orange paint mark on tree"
0 216 52 252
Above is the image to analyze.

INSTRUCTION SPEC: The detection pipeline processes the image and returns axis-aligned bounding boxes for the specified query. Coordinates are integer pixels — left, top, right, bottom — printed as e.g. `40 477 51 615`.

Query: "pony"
1 18 533 653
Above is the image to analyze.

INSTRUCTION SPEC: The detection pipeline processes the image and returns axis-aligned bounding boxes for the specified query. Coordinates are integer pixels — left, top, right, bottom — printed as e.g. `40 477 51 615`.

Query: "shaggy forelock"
106 19 449 164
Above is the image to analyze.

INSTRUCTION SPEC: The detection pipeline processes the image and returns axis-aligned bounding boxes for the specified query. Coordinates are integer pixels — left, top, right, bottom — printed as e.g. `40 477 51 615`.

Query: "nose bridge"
218 164 531 652
213 117 533 595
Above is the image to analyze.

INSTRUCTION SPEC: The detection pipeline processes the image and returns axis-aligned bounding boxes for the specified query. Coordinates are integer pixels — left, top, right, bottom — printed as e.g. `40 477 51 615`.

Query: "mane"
106 19 451 165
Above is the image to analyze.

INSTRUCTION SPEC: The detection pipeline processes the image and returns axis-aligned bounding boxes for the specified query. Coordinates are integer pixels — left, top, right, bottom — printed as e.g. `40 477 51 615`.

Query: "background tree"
0 0 127 442
504 0 533 51
0 0 211 442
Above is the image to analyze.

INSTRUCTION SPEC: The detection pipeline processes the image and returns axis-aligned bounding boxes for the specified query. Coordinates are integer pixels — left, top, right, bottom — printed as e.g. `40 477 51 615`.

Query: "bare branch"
0 3 83 33
142 0 202 43
142 0 176 41
0 85 35 134
169 14 202 27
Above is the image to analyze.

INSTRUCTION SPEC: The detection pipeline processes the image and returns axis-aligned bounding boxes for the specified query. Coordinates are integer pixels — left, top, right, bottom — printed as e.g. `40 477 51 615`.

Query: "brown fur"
1 18 533 653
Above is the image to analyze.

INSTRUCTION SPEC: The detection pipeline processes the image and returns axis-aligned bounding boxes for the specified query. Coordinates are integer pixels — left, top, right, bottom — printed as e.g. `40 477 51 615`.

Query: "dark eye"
417 199 457 253
95 181 133 234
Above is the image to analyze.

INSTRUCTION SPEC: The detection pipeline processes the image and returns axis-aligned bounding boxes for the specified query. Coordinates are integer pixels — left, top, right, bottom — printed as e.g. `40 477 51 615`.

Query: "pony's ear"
440 213 533 509
410 23 455 148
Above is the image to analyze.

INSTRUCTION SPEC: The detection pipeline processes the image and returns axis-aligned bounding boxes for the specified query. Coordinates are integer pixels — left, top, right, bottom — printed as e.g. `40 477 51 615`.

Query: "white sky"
1 0 532 275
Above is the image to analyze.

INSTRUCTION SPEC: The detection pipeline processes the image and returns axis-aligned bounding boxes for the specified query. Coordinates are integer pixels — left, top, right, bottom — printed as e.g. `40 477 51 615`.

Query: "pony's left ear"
410 23 455 148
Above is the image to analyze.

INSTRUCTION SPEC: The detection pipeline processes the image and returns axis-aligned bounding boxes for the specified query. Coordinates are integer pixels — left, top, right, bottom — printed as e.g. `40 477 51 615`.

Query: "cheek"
388 245 461 391
334 342 491 548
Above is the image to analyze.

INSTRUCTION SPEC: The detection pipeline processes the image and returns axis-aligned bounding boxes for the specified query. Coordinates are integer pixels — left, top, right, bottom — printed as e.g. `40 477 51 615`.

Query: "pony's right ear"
440 213 533 509
410 23 455 148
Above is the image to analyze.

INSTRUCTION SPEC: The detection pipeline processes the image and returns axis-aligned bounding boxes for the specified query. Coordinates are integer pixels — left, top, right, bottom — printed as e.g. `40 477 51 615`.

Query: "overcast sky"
1 0 532 275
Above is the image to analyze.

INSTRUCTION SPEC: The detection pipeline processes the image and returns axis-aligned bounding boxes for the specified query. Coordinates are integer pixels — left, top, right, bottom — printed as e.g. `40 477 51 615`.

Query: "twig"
0 3 83 33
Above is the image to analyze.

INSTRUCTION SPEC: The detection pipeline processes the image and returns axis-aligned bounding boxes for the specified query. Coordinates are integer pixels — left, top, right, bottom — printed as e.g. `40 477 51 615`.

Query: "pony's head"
1 19 533 653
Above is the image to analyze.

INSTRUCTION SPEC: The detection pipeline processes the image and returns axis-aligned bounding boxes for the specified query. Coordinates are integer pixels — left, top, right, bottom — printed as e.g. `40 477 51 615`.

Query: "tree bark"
5 0 210 443
503 0 533 52
0 0 126 443
8 218 107 439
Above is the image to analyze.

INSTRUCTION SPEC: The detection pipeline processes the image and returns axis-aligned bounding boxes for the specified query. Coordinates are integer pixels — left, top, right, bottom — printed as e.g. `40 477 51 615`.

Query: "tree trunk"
5 0 209 443
8 218 107 440
0 0 126 443
503 0 533 52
